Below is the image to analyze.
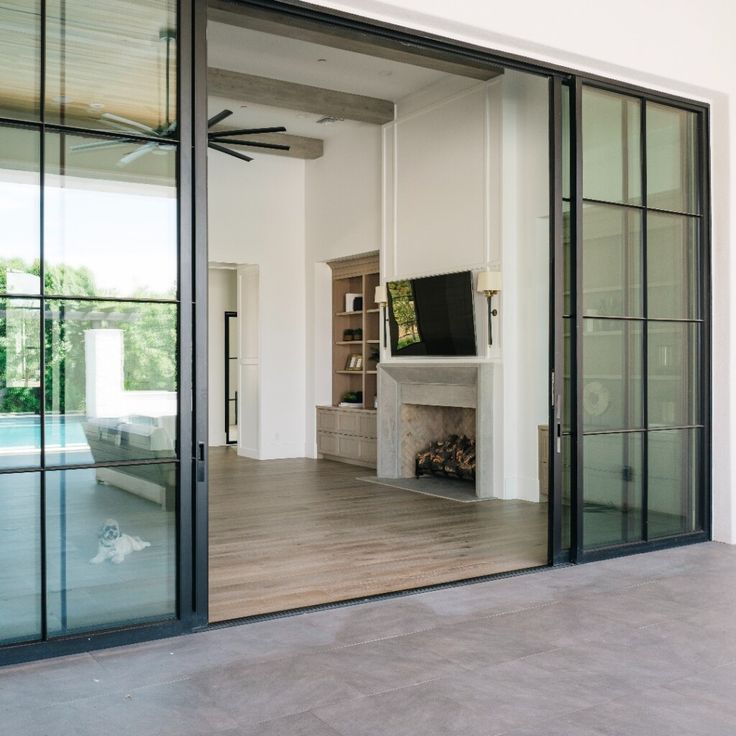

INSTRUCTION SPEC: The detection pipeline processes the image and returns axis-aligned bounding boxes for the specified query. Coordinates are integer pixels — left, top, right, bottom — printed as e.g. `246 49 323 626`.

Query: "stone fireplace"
377 363 495 498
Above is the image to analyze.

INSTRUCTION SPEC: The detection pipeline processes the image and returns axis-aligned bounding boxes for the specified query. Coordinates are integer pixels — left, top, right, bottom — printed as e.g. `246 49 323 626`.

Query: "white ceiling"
207 22 456 102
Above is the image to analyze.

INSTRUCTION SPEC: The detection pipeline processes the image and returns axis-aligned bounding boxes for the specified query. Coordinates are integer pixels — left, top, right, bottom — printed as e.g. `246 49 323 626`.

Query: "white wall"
309 0 736 540
208 152 307 459
500 70 550 502
207 268 237 447
304 125 383 455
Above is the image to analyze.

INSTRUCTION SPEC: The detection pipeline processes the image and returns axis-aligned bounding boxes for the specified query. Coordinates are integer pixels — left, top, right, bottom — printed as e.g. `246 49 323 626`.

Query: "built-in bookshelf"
327 252 380 409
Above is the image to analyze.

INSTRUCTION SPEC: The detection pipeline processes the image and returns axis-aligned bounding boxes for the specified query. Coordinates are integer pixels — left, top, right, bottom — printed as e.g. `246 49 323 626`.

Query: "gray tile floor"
3 542 736 736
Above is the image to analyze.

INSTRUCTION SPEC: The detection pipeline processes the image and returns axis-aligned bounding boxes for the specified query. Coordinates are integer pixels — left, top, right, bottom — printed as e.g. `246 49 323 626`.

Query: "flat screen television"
387 271 476 357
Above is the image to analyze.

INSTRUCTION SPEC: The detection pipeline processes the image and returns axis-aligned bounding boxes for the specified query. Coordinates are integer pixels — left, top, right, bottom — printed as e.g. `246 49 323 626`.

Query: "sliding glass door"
0 0 196 655
565 80 709 557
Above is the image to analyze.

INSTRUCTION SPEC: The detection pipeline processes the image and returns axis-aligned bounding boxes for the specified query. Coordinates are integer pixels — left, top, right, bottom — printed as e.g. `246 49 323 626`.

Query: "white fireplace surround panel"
378 363 495 498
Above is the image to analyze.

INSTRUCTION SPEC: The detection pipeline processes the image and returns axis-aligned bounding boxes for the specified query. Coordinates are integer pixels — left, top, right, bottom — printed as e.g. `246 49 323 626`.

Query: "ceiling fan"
206 108 291 162
71 109 292 167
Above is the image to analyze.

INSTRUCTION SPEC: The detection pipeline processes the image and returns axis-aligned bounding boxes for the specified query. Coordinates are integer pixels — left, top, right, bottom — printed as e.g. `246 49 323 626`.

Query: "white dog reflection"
90 518 151 564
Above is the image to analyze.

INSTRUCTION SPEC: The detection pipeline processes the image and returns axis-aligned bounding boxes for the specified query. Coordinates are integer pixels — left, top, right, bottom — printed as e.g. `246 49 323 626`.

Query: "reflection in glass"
0 125 41 292
648 428 700 538
584 432 643 548
46 0 177 134
583 319 642 431
647 213 699 320
648 322 700 428
0 472 42 643
583 203 642 317
45 300 177 465
46 465 176 637
562 83 570 201
0 1 40 121
647 102 699 214
0 299 41 469
563 202 572 315
583 87 641 205
44 132 177 299
561 434 572 551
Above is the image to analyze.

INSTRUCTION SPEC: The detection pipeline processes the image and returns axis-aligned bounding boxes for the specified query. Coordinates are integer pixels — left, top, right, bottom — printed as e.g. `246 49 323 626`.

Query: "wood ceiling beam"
207 0 503 82
208 67 395 125
211 129 324 159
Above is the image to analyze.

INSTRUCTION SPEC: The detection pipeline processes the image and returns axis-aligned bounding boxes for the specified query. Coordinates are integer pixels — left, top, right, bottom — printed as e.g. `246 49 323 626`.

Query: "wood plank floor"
208 447 548 622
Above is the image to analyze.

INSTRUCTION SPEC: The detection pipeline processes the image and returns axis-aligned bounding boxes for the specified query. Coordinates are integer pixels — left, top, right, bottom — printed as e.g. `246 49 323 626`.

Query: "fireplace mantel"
377 362 495 498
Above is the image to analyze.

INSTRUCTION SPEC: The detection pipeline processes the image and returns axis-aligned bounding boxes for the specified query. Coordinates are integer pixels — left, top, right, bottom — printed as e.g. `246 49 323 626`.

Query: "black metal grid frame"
566 76 711 562
0 0 197 666
0 0 712 664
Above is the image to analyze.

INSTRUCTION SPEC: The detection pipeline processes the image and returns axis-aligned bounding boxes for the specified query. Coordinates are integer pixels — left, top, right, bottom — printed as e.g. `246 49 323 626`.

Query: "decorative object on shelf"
369 348 380 363
345 293 363 312
476 270 502 346
346 353 363 371
374 284 388 348
342 328 354 341
583 381 611 417
353 327 363 341
339 391 363 407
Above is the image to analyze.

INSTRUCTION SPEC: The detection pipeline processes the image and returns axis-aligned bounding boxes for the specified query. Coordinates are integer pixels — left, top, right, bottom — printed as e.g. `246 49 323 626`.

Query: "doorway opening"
204 3 553 622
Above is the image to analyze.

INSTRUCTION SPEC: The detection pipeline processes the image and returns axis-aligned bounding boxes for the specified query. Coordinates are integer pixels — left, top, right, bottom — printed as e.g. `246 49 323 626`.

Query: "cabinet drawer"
359 439 377 464
337 412 361 435
317 431 339 455
317 409 339 432
358 413 377 439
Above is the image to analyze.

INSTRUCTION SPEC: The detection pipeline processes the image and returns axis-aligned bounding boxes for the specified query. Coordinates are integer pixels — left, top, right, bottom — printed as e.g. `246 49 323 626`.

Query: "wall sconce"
476 270 502 346
374 284 388 348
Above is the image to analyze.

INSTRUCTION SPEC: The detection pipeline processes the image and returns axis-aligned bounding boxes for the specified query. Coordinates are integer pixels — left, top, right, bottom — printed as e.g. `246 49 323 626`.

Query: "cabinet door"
317 432 339 456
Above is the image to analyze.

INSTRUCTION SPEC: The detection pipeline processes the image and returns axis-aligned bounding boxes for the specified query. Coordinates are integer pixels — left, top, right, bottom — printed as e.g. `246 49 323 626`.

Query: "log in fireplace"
415 434 476 482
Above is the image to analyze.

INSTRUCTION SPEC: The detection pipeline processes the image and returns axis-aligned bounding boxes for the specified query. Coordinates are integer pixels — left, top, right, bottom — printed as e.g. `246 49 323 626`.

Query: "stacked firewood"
415 434 476 481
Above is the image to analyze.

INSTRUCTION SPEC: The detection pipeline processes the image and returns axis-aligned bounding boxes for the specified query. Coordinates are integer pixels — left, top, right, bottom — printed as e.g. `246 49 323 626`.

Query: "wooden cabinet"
318 251 380 468
327 252 380 409
317 406 377 468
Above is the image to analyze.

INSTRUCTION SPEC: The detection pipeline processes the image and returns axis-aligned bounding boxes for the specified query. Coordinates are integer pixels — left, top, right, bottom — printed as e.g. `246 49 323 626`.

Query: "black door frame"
0 0 711 666
568 75 712 563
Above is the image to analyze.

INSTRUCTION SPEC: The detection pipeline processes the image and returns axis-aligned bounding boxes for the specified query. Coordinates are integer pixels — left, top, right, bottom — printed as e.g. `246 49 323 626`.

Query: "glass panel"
45 0 177 135
648 322 700 428
647 212 699 320
583 432 643 548
561 434 572 551
0 125 41 292
562 316 572 433
647 102 698 214
0 1 41 121
45 300 177 466
45 465 176 636
0 472 42 643
583 203 642 317
562 83 570 201
0 298 41 469
44 132 177 299
563 201 572 315
648 428 700 538
583 319 642 431
582 87 641 205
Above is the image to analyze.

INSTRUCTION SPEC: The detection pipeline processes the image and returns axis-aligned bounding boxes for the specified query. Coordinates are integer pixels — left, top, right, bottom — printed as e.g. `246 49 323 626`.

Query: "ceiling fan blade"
211 139 290 151
117 142 158 167
101 112 158 135
208 109 233 128
70 139 132 152
208 141 253 163
211 126 287 137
